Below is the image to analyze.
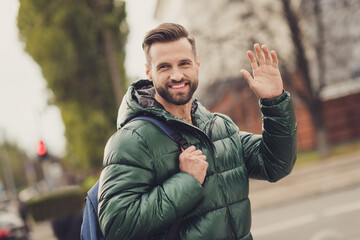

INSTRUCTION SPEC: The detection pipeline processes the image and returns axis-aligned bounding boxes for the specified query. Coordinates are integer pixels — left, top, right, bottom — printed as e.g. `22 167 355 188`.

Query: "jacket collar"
117 79 199 129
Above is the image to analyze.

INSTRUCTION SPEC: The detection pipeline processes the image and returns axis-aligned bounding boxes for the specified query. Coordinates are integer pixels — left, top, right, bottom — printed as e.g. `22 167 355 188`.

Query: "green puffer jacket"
98 79 297 240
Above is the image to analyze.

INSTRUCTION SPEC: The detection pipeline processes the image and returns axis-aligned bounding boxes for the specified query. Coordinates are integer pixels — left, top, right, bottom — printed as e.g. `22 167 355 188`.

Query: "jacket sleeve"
241 91 297 182
98 127 204 240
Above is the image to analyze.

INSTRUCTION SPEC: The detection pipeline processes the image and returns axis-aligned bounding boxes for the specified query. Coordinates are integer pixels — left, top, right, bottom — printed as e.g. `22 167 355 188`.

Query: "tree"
281 0 330 156
17 0 128 170
0 141 29 193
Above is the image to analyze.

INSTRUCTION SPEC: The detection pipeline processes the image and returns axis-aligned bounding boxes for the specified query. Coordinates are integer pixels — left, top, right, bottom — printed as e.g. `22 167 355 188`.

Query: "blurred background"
0 0 359 239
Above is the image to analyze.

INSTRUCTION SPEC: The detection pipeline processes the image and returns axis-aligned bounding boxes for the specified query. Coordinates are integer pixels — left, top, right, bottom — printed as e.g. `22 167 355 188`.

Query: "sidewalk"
249 151 360 211
29 220 56 240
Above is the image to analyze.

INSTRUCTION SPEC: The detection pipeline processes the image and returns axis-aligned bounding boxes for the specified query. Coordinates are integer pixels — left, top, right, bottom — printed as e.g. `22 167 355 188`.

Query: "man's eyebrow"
180 58 193 62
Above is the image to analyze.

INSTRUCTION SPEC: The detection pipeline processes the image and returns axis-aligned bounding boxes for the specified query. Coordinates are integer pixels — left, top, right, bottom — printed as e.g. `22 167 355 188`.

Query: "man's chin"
170 92 193 105
172 99 192 106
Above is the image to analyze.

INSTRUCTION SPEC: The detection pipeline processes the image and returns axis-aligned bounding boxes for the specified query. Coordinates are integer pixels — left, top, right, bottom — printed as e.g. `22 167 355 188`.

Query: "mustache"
167 79 191 85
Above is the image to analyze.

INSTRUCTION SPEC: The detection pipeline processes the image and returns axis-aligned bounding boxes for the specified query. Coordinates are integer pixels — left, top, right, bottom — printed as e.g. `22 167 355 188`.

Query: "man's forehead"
149 38 194 63
150 38 192 53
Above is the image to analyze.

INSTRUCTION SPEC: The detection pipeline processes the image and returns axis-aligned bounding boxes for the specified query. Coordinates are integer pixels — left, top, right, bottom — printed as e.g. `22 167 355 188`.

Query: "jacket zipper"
169 117 238 239
207 116 238 240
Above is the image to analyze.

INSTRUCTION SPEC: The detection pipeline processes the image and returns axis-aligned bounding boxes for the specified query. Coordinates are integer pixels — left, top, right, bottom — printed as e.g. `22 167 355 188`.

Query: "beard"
154 78 198 106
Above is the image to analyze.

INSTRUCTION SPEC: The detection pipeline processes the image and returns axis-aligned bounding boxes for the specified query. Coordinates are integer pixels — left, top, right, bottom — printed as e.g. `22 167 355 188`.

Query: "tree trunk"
308 99 330 157
281 0 330 156
313 0 326 90
94 0 124 106
102 28 124 106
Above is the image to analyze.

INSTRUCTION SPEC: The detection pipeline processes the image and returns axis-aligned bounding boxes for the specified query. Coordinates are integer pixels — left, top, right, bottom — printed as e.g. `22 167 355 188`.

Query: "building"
154 0 360 151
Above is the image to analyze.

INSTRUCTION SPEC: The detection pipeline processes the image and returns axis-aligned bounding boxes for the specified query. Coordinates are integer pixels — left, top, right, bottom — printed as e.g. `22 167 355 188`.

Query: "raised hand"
179 146 208 184
240 43 283 99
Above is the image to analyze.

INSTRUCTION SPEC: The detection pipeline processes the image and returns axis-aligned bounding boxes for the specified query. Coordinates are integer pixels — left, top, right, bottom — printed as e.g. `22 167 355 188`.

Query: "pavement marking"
251 214 317 237
252 201 360 237
309 229 342 240
323 201 360 217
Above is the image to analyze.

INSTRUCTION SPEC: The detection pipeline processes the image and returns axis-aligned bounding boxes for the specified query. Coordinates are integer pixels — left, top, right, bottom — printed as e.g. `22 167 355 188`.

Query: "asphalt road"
251 184 360 240
29 186 360 240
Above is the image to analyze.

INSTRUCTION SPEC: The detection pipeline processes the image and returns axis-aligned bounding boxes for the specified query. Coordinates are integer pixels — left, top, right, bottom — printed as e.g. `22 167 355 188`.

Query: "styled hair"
142 23 197 66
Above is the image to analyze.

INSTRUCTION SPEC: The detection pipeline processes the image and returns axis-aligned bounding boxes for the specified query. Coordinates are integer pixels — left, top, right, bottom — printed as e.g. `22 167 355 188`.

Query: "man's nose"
170 67 184 81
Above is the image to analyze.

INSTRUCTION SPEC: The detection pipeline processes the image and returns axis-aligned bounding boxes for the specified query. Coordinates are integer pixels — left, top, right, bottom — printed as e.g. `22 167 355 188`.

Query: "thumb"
240 69 253 86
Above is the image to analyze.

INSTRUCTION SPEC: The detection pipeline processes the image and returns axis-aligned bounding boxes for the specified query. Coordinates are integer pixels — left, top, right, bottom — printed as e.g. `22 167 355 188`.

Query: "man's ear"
145 64 152 81
196 57 200 70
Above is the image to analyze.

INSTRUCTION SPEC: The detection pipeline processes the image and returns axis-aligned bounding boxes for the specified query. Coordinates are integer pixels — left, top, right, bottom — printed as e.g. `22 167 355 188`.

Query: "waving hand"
240 43 283 99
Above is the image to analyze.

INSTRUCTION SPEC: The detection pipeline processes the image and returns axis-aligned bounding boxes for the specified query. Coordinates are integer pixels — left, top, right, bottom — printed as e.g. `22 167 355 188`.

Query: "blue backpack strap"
81 180 105 240
87 180 100 216
129 116 189 149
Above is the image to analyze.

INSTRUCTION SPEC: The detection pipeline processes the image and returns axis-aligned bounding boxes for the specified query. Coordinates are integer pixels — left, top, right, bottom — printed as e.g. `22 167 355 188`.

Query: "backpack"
80 115 189 240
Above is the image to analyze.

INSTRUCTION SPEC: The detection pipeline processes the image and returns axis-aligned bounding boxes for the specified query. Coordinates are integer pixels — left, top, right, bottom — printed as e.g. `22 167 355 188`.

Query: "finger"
203 161 208 170
271 50 278 69
261 45 272 65
193 154 206 161
192 150 203 156
254 43 265 65
183 145 196 153
240 69 253 86
199 155 207 161
247 50 258 70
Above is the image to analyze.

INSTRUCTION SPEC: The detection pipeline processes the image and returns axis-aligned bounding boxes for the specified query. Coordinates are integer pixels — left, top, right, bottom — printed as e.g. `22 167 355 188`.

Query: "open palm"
240 44 283 99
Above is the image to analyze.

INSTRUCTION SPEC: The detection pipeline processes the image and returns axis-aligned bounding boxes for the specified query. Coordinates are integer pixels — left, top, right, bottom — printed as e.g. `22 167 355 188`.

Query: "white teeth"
171 83 186 89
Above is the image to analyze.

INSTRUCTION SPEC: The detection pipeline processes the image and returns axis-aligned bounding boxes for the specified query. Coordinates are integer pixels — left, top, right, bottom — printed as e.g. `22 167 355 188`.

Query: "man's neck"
155 96 192 121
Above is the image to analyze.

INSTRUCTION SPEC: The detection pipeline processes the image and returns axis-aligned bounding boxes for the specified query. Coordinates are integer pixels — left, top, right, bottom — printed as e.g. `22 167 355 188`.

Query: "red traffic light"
37 140 47 156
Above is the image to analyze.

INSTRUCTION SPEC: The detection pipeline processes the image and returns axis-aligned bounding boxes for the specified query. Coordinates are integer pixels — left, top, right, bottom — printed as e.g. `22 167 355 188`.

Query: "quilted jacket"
98 79 297 240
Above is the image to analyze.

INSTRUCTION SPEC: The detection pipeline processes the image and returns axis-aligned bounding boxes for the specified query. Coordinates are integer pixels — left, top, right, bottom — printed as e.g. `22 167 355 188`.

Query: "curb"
249 151 360 211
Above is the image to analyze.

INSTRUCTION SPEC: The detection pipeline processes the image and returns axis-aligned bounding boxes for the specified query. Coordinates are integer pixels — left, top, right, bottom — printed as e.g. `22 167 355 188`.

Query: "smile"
170 83 188 89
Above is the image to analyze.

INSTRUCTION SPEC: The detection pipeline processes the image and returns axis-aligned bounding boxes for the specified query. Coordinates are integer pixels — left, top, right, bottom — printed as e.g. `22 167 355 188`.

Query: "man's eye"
159 65 169 69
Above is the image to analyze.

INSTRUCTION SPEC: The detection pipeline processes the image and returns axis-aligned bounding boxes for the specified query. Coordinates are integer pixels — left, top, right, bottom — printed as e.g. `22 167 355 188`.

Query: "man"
98 23 297 240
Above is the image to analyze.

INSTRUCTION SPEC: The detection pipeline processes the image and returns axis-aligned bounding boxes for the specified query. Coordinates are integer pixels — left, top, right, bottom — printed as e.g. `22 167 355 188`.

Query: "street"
252 184 360 240
28 152 360 240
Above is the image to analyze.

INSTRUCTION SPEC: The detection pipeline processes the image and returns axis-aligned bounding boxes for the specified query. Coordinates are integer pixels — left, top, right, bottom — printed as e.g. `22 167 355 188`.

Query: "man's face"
146 37 200 106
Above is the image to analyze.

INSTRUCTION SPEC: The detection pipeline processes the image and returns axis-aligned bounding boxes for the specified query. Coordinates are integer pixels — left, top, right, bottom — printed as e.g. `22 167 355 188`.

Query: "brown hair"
142 23 197 66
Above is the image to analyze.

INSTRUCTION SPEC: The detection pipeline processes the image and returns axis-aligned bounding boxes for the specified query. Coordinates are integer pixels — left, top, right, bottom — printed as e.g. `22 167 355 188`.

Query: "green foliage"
25 186 84 222
81 175 99 193
0 141 29 191
17 0 129 170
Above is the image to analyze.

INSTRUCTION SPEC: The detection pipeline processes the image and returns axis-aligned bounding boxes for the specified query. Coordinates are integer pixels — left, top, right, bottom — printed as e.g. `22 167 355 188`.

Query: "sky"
0 0 158 157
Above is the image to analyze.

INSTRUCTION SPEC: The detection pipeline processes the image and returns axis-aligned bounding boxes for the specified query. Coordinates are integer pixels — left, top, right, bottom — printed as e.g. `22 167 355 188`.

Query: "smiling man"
98 23 297 240
146 35 200 122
